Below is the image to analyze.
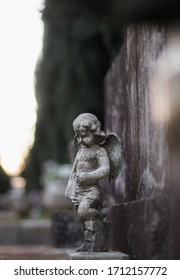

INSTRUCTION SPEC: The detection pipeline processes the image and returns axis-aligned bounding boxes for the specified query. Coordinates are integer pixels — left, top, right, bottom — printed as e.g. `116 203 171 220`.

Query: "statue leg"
77 197 108 252
83 216 108 252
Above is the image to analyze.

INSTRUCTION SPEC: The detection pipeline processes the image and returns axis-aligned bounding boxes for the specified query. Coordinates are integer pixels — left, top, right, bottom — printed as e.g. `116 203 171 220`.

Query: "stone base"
0 219 51 245
110 197 172 259
66 251 129 260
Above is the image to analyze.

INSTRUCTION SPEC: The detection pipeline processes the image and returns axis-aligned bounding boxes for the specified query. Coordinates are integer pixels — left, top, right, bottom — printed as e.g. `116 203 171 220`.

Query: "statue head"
73 113 105 148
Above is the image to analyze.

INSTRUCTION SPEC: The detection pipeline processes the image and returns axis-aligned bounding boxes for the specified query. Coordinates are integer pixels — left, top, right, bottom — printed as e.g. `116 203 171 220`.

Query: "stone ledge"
66 251 129 260
0 219 51 245
110 197 172 259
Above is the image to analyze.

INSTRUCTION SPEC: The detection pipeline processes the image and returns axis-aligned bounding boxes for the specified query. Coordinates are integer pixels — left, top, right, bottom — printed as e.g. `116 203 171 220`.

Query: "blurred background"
0 0 122 256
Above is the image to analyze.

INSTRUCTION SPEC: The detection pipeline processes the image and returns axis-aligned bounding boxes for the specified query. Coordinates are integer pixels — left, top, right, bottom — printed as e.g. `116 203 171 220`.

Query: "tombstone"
105 23 180 259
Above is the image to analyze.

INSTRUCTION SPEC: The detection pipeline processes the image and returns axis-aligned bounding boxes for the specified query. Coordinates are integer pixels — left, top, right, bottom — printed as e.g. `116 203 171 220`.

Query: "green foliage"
23 2 123 190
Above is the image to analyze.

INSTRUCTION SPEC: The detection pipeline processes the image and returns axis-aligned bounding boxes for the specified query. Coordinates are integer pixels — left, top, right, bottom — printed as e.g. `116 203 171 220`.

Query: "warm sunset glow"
0 0 44 175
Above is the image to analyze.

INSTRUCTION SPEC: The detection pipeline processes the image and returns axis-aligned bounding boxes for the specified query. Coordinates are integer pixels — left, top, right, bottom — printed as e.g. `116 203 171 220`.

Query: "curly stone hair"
73 113 106 146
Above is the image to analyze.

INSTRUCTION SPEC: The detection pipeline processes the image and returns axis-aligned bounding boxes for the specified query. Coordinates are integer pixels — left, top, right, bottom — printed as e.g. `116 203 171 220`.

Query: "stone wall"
105 24 169 202
105 24 173 259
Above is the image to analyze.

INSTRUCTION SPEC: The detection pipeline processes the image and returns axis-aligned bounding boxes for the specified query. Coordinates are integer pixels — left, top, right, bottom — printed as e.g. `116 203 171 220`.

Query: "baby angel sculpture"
65 113 124 252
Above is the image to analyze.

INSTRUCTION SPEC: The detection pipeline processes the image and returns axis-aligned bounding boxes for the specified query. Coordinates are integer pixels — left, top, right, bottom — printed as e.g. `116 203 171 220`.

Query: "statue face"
77 129 95 147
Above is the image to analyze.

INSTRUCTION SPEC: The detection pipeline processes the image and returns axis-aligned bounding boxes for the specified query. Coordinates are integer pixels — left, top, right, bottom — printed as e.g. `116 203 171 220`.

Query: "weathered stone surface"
110 197 172 259
127 24 168 200
105 23 173 259
66 251 129 260
105 45 127 204
105 24 169 202
65 113 124 252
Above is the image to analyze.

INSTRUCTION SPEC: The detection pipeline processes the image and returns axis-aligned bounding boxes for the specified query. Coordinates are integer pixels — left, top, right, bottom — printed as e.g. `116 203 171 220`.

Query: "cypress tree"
23 0 122 189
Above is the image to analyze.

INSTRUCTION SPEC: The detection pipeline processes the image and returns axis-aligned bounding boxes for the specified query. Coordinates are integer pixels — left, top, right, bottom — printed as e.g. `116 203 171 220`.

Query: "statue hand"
77 172 89 184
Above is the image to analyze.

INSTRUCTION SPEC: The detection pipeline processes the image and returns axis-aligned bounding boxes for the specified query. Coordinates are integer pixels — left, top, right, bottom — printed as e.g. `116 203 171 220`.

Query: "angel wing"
101 133 124 182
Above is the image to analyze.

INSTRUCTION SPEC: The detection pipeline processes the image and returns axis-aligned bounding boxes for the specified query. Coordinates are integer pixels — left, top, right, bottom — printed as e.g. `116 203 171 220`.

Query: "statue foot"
75 244 86 252
76 242 93 252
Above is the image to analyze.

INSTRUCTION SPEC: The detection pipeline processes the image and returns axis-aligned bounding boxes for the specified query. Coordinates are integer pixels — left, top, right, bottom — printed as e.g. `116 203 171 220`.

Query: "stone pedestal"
66 251 129 260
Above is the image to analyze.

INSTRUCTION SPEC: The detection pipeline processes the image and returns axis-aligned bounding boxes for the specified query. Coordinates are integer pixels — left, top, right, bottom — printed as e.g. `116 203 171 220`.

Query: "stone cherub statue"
65 113 124 252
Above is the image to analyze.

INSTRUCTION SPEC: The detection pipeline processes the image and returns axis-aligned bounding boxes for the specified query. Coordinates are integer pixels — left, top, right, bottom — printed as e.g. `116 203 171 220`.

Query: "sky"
0 0 44 175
